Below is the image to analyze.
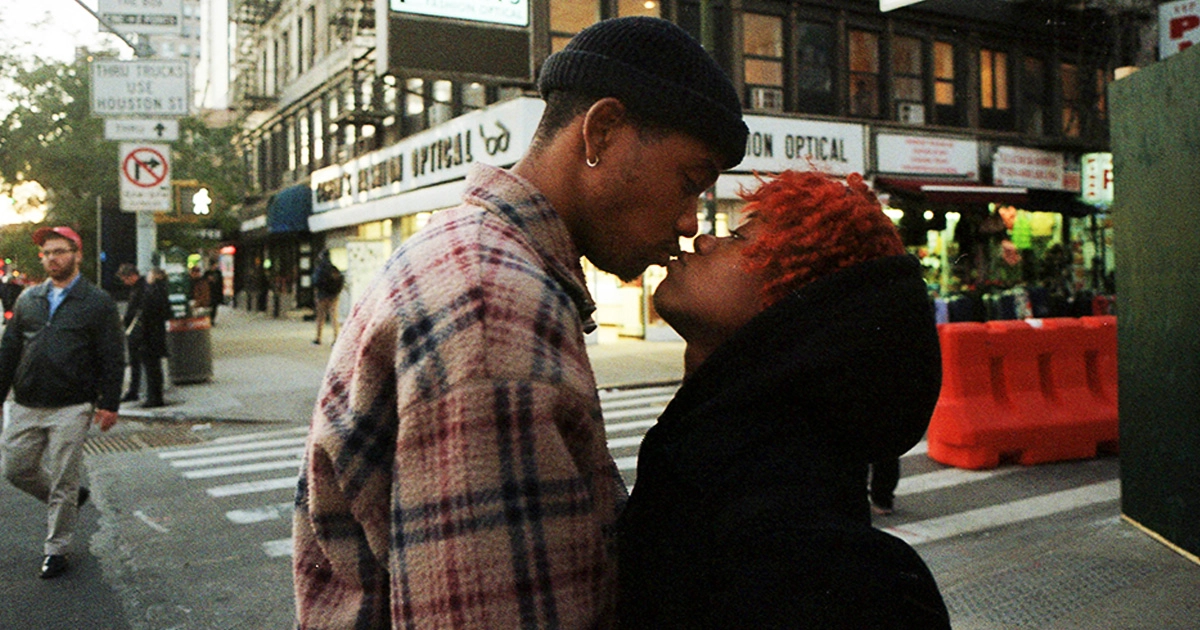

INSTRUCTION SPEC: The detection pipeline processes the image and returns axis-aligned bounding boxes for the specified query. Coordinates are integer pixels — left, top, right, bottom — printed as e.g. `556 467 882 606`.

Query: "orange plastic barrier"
927 316 1118 469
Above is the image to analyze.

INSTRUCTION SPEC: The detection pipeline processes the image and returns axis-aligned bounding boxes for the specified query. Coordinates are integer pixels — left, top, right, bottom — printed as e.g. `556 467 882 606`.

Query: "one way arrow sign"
105 118 180 142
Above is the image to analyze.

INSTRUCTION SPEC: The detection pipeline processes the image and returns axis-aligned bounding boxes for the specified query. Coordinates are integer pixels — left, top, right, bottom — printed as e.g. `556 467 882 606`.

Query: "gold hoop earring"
586 155 599 168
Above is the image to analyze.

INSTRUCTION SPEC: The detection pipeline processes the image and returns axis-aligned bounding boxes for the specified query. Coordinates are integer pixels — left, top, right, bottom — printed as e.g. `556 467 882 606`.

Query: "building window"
299 112 310 169
796 22 834 115
306 6 317 69
405 78 426 132
980 48 1011 129
430 80 454 126
462 82 487 110
551 0 599 53
1061 62 1081 137
892 36 924 122
849 30 880 118
1094 68 1109 121
932 40 959 125
298 15 306 75
313 106 324 165
743 13 784 111
1022 56 1046 135
619 0 659 17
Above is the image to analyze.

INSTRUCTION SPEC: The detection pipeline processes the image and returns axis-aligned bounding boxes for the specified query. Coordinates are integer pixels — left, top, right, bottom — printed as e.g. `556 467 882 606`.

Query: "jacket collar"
462 164 597 332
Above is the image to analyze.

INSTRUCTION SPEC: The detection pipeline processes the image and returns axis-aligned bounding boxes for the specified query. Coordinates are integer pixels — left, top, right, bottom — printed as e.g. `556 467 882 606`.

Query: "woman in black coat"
616 170 950 629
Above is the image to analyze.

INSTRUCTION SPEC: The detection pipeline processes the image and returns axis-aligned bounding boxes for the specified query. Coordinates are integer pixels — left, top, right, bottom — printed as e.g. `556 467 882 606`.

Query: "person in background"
188 265 211 318
204 260 223 326
616 171 949 629
0 226 125 579
292 16 748 629
118 264 170 408
310 250 343 346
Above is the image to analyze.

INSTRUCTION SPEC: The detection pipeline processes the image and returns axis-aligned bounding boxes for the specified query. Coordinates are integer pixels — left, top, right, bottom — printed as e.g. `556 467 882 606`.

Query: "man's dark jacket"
616 255 950 629
0 277 125 412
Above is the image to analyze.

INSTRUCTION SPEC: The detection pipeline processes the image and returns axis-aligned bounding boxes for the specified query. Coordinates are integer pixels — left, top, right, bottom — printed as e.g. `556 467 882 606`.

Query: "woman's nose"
693 234 717 254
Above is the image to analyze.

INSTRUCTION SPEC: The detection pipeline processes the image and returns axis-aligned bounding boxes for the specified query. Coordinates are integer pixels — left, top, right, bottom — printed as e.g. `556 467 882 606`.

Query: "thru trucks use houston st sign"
91 60 190 117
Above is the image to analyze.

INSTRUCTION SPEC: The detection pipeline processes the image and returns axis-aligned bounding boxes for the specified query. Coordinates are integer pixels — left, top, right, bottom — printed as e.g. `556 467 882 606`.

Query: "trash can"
166 316 213 384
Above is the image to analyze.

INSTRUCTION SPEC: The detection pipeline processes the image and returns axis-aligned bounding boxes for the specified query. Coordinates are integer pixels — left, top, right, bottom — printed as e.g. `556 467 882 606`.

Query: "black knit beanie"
537 16 749 170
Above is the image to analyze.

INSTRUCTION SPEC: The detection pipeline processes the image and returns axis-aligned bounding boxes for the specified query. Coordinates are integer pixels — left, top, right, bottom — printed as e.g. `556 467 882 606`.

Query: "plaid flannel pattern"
294 165 626 629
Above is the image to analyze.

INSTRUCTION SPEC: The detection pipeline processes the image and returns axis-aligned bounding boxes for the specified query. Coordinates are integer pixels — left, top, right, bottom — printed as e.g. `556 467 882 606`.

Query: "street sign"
99 0 183 36
119 142 172 212
92 60 190 117
105 118 180 141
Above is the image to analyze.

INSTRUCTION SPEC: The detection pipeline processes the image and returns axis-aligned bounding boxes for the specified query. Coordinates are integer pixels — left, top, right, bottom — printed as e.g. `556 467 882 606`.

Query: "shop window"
1061 62 1081 137
1022 56 1047 136
551 0 599 53
744 13 784 111
980 48 1012 130
892 36 924 123
933 40 960 125
619 0 659 17
849 30 881 118
796 22 835 115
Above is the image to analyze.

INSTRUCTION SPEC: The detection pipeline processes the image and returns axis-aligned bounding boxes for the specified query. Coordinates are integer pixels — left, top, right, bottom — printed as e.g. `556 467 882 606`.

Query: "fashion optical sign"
738 116 866 177
390 0 529 26
311 97 544 212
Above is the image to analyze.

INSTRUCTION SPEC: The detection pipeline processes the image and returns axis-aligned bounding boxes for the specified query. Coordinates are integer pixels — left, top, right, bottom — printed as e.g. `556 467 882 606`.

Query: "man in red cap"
0 225 125 579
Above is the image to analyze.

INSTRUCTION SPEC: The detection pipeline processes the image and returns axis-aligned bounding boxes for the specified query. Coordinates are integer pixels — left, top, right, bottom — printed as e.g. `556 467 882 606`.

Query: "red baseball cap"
33 226 83 251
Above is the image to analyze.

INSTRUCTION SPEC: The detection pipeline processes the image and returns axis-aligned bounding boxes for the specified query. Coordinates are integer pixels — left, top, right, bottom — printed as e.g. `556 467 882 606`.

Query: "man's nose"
676 200 699 238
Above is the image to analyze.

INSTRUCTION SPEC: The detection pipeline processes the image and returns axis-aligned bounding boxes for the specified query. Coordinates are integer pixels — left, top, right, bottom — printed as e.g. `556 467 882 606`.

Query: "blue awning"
267 185 313 233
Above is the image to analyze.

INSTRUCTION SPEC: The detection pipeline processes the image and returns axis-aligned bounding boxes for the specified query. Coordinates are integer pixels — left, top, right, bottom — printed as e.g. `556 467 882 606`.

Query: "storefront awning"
875 177 1029 206
875 177 1097 216
267 185 313 233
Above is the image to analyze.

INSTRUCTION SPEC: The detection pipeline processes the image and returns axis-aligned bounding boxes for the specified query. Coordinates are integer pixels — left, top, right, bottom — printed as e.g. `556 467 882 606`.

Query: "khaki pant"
2 401 93 555
314 296 340 344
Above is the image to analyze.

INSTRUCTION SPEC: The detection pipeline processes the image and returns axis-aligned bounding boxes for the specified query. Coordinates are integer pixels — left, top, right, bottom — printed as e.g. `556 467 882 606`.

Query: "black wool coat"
616 255 951 630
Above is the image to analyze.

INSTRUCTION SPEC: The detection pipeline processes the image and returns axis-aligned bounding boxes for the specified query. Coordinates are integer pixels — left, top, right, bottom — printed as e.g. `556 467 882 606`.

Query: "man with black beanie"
294 16 748 630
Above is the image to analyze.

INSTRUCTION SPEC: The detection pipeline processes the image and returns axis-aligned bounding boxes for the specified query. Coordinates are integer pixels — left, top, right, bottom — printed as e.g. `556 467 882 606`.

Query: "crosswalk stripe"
607 435 644 449
603 405 668 420
227 502 294 525
262 538 293 558
882 479 1120 546
209 427 309 444
598 385 678 401
159 437 307 459
169 447 305 468
904 440 928 457
601 394 675 410
894 465 1020 496
614 455 638 471
207 476 297 498
606 418 657 434
183 459 302 479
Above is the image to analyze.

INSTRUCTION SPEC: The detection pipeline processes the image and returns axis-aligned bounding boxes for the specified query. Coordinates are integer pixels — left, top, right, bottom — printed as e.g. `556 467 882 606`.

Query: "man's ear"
581 97 628 165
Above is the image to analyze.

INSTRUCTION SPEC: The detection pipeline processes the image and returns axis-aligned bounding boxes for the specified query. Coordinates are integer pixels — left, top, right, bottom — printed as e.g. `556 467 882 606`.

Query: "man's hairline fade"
530 89 712 159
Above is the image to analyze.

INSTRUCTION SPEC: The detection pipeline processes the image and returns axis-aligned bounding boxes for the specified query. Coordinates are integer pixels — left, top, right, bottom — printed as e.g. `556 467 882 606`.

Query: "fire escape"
230 0 282 114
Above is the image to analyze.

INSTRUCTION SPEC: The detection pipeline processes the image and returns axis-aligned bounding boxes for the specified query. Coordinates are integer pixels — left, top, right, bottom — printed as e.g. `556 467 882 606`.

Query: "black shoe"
77 486 90 508
121 391 139 402
40 555 68 579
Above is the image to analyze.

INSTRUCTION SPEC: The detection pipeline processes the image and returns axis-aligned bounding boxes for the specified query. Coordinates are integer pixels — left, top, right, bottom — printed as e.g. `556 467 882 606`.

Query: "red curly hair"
740 170 905 307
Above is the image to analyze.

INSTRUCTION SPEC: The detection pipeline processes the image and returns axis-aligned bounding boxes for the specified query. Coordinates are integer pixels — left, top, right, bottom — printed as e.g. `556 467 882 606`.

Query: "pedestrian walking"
204 260 223 325
310 250 342 345
118 264 170 408
293 16 748 629
0 226 125 579
616 171 949 628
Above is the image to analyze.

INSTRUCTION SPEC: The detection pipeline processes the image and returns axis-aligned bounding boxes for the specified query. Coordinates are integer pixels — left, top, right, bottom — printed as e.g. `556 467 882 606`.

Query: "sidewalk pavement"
112 306 1200 629
119 305 686 425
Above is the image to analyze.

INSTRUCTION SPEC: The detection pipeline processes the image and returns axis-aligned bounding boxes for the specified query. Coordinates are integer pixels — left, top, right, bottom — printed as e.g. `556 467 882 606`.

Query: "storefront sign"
739 116 866 176
875 134 978 178
311 97 544 213
390 0 528 26
993 146 1064 189
1082 152 1114 206
1159 0 1200 59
